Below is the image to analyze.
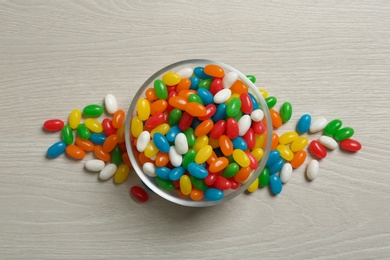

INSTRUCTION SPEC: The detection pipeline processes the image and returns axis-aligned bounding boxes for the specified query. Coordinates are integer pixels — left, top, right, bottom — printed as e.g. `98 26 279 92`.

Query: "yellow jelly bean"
277 144 294 161
144 140 159 158
225 93 240 104
233 149 250 167
279 131 298 145
254 134 266 149
247 178 259 192
116 125 125 143
114 164 130 184
162 71 181 86
193 135 209 151
195 145 212 164
137 98 151 121
208 138 220 149
151 123 170 136
131 116 143 138
251 148 264 161
85 118 103 133
260 89 268 98
180 175 192 195
291 136 309 152
69 109 81 129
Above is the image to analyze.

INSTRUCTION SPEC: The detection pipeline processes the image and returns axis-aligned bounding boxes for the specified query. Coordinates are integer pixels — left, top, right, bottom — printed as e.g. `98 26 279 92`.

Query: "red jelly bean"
178 111 194 131
204 173 217 186
242 128 255 149
245 151 258 170
209 78 223 95
228 178 240 190
198 104 217 121
240 93 253 114
145 112 165 129
340 139 362 152
210 120 226 139
130 186 148 202
214 176 231 190
226 118 239 139
309 140 327 159
119 142 127 152
43 119 64 132
167 85 176 93
252 121 266 135
102 118 116 136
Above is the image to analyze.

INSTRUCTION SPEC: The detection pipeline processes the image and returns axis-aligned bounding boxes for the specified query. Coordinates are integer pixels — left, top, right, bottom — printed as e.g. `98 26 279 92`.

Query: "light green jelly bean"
83 104 104 117
154 79 168 100
246 75 256 83
77 123 90 140
226 97 241 118
265 96 277 109
198 79 212 90
324 119 342 136
280 102 292 123
334 127 354 141
222 163 239 178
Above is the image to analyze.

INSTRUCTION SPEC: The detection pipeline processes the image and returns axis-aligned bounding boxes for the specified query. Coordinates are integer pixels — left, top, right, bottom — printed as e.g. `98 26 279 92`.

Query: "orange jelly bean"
290 150 307 169
168 96 187 110
178 90 197 99
112 109 125 128
230 80 248 95
208 138 220 149
75 137 94 152
103 134 118 153
66 144 86 160
190 188 204 201
155 152 169 167
176 78 191 92
206 151 218 165
270 109 283 128
194 119 214 137
145 88 158 101
150 100 168 115
271 133 279 150
219 135 233 156
204 64 225 78
234 166 251 183
138 152 153 164
122 153 133 168
185 102 207 117
209 157 229 173
116 125 125 143
94 145 110 162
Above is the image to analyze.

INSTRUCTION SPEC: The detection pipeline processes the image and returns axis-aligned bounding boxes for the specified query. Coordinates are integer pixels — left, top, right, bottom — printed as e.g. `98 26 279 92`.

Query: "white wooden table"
1 1 389 259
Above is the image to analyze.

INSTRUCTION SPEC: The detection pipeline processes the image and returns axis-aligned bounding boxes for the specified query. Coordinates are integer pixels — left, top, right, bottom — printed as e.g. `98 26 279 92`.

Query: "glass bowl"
125 59 272 207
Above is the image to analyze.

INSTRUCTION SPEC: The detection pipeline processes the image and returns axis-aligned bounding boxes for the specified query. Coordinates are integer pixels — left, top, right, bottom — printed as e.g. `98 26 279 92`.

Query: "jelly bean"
154 79 168 100
167 109 182 127
239 93 253 114
265 96 277 109
190 188 204 201
143 162 156 177
155 167 171 180
193 66 211 79
114 164 130 184
104 94 118 114
233 110 243 123
277 144 294 161
61 125 73 145
213 89 232 104
214 176 231 190
150 123 170 137
245 151 258 170
152 133 170 153
89 133 107 145
290 136 308 152
223 71 238 89
238 115 251 136
209 120 226 139
225 93 240 104
110 146 122 165
145 112 165 129
188 94 203 105
266 150 280 166
176 67 193 79
258 167 270 187
248 93 259 110
169 96 187 111
209 78 223 95
309 140 327 159
190 175 208 191
334 127 354 141
193 135 209 151
204 173 217 186
169 146 182 167
85 118 103 133
232 149 250 167
280 163 292 184
279 131 298 145
280 102 292 123
136 98 151 120
119 142 127 153
122 153 132 168
290 150 306 169
324 119 342 136
139 152 153 164
145 88 158 101
169 166 185 181
198 78 212 90
83 104 103 117
103 134 119 153
306 159 319 181
251 121 265 135
271 133 279 150
112 109 125 129
230 80 248 95
204 188 224 201
76 123 90 140
155 152 169 167
85 159 105 171
270 109 282 128
268 157 284 175
69 109 81 129
179 175 192 195
270 175 282 195
250 110 263 123
246 75 256 83
156 177 175 191
191 117 201 129
182 149 197 169
176 78 191 93
204 64 224 78
43 119 64 132
251 148 264 161
226 97 241 118
318 135 338 150
174 133 188 154
232 136 247 150
189 76 200 90
297 114 311 134
130 186 149 202
219 135 233 156
222 163 239 178
185 102 207 117
212 103 227 122
144 141 159 158
102 118 116 137
209 157 229 173
178 111 194 131
243 128 255 149
233 167 251 183
75 137 94 152
47 141 66 158
162 71 181 86
260 89 268 98
188 163 208 178
247 178 259 193
166 125 181 142
309 117 327 133
195 119 214 137
131 116 143 138
226 118 239 139
116 125 125 143
183 128 196 146
198 104 216 121
195 145 212 164
340 139 361 152
99 163 117 180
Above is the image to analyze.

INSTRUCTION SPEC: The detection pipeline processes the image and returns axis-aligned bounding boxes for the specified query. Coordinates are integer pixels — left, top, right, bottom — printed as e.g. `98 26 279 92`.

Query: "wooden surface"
1 1 390 259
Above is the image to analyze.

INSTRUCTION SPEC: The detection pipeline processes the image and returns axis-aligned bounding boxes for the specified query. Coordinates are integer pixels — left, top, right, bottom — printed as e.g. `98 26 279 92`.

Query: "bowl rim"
125 59 272 207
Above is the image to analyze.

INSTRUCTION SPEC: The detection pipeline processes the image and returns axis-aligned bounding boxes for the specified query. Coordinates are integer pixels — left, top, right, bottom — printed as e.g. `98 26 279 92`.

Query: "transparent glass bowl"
125 59 272 207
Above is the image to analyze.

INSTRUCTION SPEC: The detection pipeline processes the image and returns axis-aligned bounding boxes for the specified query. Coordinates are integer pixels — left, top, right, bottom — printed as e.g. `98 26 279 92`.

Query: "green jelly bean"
190 175 208 191
324 119 342 136
334 127 354 141
183 128 196 147
265 96 277 109
226 97 241 118
246 75 256 83
258 167 270 187
77 123 90 140
223 163 239 178
111 146 122 165
280 102 292 123
182 149 197 169
61 125 73 145
156 177 174 191
168 108 182 126
154 79 168 100
188 94 203 105
83 104 104 117
198 79 212 90
233 110 243 123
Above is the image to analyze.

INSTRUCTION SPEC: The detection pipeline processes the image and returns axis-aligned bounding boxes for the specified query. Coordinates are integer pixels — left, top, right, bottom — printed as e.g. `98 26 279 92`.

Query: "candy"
309 117 327 133
143 162 156 177
265 96 277 109
153 133 170 153
226 118 239 139
290 150 306 169
214 89 232 104
190 188 204 201
195 120 214 137
110 146 122 165
268 157 284 175
204 188 224 201
130 186 149 202
280 102 292 123
306 160 319 181
85 159 105 171
297 114 311 134
179 175 192 195
340 139 361 152
131 117 143 138
266 150 281 166
238 115 251 136
194 145 212 164
177 67 193 78
69 109 81 129
258 167 270 187
290 136 308 152
114 164 130 184
102 118 116 137
204 64 224 78
269 175 282 195
61 125 73 145
85 118 103 133
246 178 258 192
209 120 226 139
99 163 117 180
169 146 182 167
276 144 294 161
232 149 250 167
280 163 292 184
324 119 342 136
43 119 64 132
246 75 256 83
334 127 354 141
279 131 298 145
250 109 264 122
137 98 151 120
112 110 125 128
318 135 338 150
94 145 110 162
188 163 208 178
169 166 185 181
104 94 118 114
226 97 241 118
47 141 66 158
219 135 233 156
309 140 327 159
75 137 94 152
162 72 181 86
83 104 103 117
222 163 239 178
270 109 282 128
89 133 107 145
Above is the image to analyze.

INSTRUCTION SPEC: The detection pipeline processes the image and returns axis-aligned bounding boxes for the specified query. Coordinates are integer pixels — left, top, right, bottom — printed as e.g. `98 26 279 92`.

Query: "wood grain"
1 0 390 259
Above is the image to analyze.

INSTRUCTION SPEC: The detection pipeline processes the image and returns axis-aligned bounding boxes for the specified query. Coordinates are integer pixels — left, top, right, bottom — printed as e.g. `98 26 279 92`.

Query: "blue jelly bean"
270 175 283 195
155 167 171 180
212 103 227 122
190 76 200 90
204 188 224 201
194 66 213 79
297 114 311 134
268 157 284 175
166 125 181 142
188 162 208 178
197 88 214 105
191 117 201 129
89 133 107 145
47 141 66 158
248 93 259 110
169 166 185 181
232 137 248 150
152 133 170 153
266 150 281 166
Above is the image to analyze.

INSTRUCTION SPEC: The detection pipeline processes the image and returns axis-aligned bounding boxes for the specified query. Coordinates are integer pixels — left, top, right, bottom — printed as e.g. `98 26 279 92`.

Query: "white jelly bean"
222 71 238 89
85 159 105 172
169 146 183 167
250 109 264 122
176 67 193 79
309 117 328 133
238 115 252 136
136 131 150 152
99 163 117 180
104 94 118 114
174 133 188 155
143 162 156 177
213 89 232 104
306 159 319 181
319 135 338 150
280 163 293 184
